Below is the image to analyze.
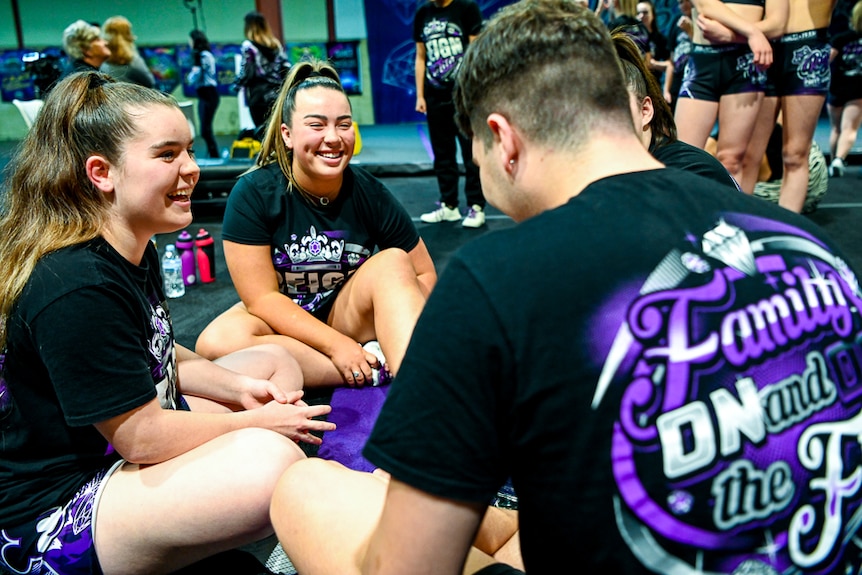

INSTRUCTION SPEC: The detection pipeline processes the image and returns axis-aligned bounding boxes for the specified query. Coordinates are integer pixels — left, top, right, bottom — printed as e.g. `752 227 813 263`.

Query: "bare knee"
226 428 307 490
195 305 259 359
368 247 412 270
782 146 810 173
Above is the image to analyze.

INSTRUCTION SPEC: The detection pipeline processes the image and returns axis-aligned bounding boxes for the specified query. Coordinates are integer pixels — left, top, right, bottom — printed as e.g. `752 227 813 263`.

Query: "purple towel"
316 384 390 472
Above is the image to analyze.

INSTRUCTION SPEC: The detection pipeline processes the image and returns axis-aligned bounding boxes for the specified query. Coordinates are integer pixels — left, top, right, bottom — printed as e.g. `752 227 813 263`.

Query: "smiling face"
103 104 199 241
281 85 355 194
636 2 654 29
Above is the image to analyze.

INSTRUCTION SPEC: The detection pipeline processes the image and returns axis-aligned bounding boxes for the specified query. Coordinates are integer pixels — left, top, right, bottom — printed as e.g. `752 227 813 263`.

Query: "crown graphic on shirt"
287 226 344 264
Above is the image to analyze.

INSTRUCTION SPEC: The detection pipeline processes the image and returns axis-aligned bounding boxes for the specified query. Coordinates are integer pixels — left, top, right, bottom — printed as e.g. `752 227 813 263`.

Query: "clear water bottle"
162 244 185 298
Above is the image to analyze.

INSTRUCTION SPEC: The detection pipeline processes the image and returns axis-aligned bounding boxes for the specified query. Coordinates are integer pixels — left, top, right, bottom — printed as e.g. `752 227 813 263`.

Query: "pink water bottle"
175 230 197 286
195 228 216 283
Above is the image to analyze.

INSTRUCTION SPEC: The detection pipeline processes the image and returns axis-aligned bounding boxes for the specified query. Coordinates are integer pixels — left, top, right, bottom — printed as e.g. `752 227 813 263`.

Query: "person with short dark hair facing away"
270 1 862 573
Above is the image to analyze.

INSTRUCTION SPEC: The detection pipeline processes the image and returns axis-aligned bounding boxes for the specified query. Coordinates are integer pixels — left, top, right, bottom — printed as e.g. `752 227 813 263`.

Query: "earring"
509 159 515 165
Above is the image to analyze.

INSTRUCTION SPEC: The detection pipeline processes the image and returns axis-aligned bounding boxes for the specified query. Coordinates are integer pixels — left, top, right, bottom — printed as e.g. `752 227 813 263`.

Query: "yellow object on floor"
231 137 261 159
353 122 362 155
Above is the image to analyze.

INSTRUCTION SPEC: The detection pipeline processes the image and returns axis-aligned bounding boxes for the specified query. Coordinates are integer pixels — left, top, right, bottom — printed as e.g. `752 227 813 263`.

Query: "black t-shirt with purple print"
413 0 483 99
222 163 421 321
0 238 176 527
364 167 862 574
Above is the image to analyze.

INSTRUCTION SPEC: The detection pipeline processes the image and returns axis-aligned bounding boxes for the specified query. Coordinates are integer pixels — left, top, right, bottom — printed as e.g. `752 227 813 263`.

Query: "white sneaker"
362 340 391 386
829 157 846 178
420 203 461 223
461 204 486 228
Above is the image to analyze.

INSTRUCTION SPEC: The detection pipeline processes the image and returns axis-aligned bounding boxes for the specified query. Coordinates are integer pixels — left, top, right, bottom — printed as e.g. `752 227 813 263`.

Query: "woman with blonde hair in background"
100 15 156 89
235 10 289 133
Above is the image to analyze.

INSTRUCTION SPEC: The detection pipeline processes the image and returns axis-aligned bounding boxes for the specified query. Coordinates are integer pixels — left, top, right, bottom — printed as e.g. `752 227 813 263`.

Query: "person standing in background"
235 10 288 135
635 0 672 90
698 0 833 212
188 29 221 159
100 15 156 89
414 0 487 228
827 0 862 177
673 0 774 186
664 0 694 109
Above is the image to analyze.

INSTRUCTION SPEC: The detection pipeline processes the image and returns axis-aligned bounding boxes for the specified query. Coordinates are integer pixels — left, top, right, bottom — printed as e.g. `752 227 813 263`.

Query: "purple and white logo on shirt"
594 215 862 574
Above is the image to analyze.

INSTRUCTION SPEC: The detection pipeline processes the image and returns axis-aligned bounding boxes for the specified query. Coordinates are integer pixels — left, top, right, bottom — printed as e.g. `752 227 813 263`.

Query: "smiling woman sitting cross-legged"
195 60 437 389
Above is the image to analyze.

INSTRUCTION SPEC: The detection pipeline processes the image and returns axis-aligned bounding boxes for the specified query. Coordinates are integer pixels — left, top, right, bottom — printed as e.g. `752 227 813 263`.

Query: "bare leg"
836 99 862 161
328 248 428 374
739 96 780 194
777 95 825 213
474 507 523 570
827 102 844 161
715 91 764 185
271 459 514 575
195 303 344 387
95 428 305 575
674 97 720 149
271 459 385 575
195 248 428 384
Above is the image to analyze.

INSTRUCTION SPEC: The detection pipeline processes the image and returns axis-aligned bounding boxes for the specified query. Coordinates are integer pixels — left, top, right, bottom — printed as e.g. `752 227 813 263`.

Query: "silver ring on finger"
353 371 361 378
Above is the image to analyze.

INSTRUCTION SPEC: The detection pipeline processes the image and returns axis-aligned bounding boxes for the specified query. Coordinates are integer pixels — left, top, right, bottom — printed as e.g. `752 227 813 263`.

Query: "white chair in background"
12 98 44 129
178 100 197 140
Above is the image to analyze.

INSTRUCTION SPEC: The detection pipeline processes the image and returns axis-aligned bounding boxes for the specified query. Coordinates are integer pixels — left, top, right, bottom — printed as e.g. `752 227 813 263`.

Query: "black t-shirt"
364 168 862 573
667 20 693 96
0 238 178 526
222 163 421 319
651 139 741 190
413 0 483 99
829 30 862 102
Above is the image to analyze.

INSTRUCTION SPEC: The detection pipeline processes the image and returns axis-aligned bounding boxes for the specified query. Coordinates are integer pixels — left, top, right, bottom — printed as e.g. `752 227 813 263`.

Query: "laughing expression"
108 105 199 239
282 86 355 193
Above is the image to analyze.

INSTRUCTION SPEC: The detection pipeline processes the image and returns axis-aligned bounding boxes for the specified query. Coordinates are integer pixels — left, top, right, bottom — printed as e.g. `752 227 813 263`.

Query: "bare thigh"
94 428 304 575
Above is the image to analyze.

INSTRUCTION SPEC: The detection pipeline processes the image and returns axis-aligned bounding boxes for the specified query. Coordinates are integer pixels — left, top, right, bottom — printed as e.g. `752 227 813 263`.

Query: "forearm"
177 354 250 405
248 292 355 356
694 0 760 38
97 401 257 464
415 59 425 100
664 65 675 93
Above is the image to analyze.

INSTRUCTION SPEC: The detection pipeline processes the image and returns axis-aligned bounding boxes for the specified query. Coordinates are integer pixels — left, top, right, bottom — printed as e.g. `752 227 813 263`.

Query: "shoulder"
347 165 388 193
25 240 130 307
653 140 739 190
234 163 286 194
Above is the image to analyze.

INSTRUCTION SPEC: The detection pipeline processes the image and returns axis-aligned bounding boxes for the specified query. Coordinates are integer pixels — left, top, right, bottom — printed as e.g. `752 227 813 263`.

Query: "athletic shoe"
829 157 846 178
461 204 486 228
420 202 461 223
362 340 391 387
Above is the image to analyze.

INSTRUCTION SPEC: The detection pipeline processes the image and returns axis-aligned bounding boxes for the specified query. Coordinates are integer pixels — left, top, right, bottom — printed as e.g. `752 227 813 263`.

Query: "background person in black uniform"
414 0 487 228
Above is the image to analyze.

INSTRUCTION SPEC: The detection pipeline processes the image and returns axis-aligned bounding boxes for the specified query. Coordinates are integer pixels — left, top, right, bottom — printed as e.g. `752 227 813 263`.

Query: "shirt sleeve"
31 283 157 427
466 1 484 36
356 170 421 253
221 170 275 246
